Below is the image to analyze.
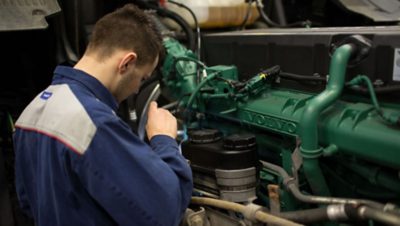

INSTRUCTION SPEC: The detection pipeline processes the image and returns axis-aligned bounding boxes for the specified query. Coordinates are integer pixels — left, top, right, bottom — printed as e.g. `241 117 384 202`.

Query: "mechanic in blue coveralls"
13 4 193 226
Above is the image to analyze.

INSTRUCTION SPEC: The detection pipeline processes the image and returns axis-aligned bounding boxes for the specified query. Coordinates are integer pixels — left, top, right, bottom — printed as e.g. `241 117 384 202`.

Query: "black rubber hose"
154 6 196 51
349 85 400 94
278 207 328 224
279 72 326 82
255 1 311 28
135 0 196 51
168 0 200 57
279 71 400 94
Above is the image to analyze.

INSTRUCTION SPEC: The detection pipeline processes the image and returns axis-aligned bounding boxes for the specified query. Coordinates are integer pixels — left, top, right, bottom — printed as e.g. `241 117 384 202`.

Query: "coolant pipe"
299 44 355 197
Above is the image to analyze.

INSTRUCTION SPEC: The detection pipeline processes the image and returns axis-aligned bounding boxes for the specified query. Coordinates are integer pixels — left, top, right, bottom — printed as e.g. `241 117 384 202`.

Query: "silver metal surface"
0 0 61 31
215 167 256 178
327 204 349 221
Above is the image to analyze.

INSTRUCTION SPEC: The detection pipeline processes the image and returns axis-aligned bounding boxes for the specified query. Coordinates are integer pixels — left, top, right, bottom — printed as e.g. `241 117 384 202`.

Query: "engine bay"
1 1 400 225
144 27 400 226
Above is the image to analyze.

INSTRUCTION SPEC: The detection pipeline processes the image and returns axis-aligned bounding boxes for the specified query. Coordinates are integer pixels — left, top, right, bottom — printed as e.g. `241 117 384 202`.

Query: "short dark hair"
86 4 162 66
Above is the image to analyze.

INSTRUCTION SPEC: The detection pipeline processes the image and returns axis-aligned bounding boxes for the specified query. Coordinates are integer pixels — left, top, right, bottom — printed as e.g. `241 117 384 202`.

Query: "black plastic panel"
182 131 257 171
202 26 400 101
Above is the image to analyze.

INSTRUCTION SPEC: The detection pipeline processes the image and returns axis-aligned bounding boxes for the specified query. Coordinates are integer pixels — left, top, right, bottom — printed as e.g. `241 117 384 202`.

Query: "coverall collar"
53 66 119 111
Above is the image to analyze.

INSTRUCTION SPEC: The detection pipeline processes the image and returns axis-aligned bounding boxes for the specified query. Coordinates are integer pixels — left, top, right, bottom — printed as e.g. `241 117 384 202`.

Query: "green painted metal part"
162 38 400 168
161 37 400 212
162 37 199 97
298 44 353 197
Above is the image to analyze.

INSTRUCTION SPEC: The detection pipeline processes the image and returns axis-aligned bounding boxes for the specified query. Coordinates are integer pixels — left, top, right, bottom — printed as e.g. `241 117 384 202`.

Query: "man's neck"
74 54 114 90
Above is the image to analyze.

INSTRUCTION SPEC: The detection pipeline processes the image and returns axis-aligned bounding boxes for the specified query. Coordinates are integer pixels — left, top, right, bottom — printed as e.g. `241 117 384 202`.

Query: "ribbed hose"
191 197 303 226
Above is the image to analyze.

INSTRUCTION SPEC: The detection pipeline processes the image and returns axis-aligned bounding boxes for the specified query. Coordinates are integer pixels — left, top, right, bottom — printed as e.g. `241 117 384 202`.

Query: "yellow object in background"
166 0 260 28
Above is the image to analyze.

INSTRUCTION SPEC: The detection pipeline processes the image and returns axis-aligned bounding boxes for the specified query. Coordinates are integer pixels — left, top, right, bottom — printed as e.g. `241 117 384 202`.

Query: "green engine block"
160 36 400 225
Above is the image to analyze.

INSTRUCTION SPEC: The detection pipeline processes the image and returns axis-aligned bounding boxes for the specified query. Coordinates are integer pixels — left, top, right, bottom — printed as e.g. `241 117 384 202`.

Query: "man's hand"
146 101 177 140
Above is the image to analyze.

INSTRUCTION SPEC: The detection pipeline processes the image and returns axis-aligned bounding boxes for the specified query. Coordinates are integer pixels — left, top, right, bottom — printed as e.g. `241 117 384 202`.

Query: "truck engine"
135 27 400 226
1 0 400 225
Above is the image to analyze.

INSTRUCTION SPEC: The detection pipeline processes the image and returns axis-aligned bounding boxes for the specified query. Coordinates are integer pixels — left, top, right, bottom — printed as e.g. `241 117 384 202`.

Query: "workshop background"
1 0 400 226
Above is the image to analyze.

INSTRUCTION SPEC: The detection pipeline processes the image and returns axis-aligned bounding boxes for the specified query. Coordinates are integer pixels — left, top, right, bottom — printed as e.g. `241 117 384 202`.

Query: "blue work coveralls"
13 66 193 226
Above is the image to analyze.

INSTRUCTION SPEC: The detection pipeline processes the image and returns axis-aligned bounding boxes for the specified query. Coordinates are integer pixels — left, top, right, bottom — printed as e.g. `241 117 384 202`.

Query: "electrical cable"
240 0 254 30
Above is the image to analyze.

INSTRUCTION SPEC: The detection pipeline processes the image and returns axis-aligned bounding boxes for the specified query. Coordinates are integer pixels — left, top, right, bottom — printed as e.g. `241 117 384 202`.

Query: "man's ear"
118 52 137 74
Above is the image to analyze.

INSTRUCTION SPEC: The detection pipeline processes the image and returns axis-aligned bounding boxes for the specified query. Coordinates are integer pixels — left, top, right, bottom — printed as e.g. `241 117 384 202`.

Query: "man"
13 4 193 226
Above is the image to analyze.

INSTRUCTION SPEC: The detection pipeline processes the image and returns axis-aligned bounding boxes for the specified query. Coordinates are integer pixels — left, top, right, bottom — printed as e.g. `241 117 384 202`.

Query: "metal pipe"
260 160 386 210
277 207 328 224
191 197 303 226
278 205 352 224
298 44 354 197
287 183 384 210
359 206 400 225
